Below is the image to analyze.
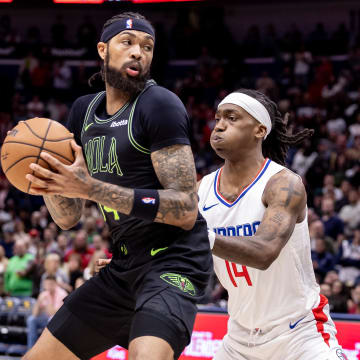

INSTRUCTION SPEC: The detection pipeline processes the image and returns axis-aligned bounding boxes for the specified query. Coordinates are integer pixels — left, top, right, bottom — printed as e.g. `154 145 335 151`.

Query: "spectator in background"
291 138 318 178
335 179 352 211
328 280 348 313
26 95 44 118
65 253 83 290
40 253 70 293
0 225 15 259
30 211 45 236
4 239 34 297
255 71 278 100
82 216 98 244
30 59 52 98
311 238 335 282
348 284 360 314
27 229 40 257
64 229 94 270
53 60 72 101
56 232 69 261
337 227 360 284
339 189 360 235
92 233 111 258
26 275 67 349
323 270 339 287
17 51 38 90
0 245 8 295
46 97 68 124
43 226 59 254
309 219 335 253
321 196 344 241
320 283 332 298
322 174 342 201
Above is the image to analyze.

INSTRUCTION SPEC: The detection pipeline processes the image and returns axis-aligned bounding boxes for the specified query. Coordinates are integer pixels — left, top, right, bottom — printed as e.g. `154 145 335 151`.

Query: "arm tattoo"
151 144 196 192
44 195 84 228
152 145 198 227
270 212 284 225
280 178 302 207
213 172 306 270
87 181 134 215
86 144 198 229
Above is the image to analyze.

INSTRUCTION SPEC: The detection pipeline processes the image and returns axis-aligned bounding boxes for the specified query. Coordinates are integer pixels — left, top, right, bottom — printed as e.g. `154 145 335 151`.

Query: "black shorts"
47 264 199 360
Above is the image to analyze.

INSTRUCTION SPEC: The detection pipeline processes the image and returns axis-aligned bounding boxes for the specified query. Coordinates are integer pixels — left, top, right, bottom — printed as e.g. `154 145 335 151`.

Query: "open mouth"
126 64 140 77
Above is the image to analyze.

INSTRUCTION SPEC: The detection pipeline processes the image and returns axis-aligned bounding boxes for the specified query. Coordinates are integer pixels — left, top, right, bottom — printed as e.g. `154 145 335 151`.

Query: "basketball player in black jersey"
23 12 212 360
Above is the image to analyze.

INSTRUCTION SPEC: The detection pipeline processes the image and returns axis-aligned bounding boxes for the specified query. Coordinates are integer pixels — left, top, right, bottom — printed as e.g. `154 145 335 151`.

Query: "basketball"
0 118 75 194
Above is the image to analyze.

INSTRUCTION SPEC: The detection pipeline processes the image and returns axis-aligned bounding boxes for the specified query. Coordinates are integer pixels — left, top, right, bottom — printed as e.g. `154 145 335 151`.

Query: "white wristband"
208 230 216 250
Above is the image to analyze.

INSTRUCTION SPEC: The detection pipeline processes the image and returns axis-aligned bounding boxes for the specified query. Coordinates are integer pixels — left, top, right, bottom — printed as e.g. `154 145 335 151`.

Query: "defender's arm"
212 170 307 270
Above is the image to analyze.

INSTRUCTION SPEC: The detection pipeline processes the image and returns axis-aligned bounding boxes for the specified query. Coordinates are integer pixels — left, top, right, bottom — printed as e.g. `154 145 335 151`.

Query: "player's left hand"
26 140 93 199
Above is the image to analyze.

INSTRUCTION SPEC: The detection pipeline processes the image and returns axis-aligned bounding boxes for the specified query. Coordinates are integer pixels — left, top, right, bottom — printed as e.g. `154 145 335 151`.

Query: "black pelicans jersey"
66 81 212 282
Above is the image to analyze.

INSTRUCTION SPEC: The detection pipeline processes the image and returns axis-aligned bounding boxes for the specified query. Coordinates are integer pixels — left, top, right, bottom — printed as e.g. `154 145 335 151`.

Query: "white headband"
218 93 272 139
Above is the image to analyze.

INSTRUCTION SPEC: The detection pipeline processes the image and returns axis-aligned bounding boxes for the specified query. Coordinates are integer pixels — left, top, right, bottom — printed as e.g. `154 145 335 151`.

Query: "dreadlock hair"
235 89 314 165
88 12 152 88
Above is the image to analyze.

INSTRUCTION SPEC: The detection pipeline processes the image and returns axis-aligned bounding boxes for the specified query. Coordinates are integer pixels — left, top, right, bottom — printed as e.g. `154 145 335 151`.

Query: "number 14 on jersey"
225 260 253 286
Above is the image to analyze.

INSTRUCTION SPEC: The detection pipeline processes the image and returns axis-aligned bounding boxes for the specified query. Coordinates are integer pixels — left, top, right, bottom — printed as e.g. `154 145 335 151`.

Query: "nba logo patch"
142 197 156 205
126 19 133 29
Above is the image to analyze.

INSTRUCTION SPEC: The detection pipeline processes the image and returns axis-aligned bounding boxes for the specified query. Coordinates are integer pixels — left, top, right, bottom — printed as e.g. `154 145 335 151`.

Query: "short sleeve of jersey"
137 86 190 152
66 94 96 146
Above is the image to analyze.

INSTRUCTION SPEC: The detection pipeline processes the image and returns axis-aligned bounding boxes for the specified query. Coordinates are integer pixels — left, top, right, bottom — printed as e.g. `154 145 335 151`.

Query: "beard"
104 50 150 98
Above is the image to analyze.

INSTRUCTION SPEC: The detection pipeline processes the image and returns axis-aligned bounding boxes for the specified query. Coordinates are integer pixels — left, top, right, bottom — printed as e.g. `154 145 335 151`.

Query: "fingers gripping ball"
1 118 75 194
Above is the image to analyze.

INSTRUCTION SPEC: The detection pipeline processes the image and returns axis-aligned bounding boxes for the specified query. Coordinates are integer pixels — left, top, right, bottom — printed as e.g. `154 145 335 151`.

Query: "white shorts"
213 314 346 360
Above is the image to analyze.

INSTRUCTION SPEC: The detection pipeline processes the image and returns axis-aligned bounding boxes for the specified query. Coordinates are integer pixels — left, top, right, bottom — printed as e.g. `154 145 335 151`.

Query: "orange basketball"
0 118 75 194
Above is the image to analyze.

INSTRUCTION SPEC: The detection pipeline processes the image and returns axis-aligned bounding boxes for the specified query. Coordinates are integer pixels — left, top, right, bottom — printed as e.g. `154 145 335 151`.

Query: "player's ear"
254 124 267 140
97 42 107 60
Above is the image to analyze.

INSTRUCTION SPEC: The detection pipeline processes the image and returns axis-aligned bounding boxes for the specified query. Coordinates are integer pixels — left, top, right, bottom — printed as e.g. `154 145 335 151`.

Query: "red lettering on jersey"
225 260 253 286
225 260 237 287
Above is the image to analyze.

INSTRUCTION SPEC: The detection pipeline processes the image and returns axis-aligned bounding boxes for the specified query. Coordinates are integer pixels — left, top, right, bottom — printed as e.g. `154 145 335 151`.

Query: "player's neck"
222 153 266 189
105 84 131 115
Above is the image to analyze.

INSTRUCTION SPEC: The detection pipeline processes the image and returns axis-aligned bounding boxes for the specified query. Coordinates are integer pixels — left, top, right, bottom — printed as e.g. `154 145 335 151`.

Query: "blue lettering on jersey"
213 221 261 237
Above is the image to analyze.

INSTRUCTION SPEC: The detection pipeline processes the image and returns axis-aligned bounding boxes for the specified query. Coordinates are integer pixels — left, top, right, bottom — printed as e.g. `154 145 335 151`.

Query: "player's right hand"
95 258 111 273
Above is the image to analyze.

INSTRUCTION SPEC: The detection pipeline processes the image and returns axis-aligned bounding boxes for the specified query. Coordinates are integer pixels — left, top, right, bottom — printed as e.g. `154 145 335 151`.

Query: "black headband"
100 18 155 43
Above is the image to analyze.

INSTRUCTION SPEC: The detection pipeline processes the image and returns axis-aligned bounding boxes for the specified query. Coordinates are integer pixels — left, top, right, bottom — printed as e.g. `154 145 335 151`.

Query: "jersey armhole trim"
128 94 151 155
81 92 104 137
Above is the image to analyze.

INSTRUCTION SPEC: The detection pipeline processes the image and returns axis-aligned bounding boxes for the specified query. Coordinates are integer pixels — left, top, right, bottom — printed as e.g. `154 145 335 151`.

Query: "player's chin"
211 144 227 159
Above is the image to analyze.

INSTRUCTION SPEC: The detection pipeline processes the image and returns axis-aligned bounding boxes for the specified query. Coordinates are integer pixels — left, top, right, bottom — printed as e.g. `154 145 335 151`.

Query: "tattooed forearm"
87 181 134 215
44 195 84 229
155 190 198 226
86 144 198 230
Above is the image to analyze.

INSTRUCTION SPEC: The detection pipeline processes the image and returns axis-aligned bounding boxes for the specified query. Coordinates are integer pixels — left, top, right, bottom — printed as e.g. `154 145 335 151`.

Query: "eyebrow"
216 109 241 116
120 31 154 43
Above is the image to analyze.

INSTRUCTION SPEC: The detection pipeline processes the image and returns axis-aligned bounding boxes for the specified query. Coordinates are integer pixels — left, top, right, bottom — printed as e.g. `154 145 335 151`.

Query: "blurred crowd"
0 9 360 348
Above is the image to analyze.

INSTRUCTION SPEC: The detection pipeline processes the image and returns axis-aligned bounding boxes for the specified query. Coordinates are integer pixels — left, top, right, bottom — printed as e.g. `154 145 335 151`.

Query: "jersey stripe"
213 158 271 207
312 294 330 347
127 96 151 154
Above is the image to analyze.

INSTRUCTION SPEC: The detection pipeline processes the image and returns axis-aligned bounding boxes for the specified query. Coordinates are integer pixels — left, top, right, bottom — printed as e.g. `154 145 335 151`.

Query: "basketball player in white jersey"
198 89 347 360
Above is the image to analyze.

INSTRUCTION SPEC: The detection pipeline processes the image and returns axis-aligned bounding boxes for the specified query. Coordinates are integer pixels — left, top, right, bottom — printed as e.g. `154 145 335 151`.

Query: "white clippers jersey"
198 159 320 337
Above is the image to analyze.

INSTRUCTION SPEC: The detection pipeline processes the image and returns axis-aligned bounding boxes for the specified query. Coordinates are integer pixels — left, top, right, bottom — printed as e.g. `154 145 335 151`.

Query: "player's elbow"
56 217 81 230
